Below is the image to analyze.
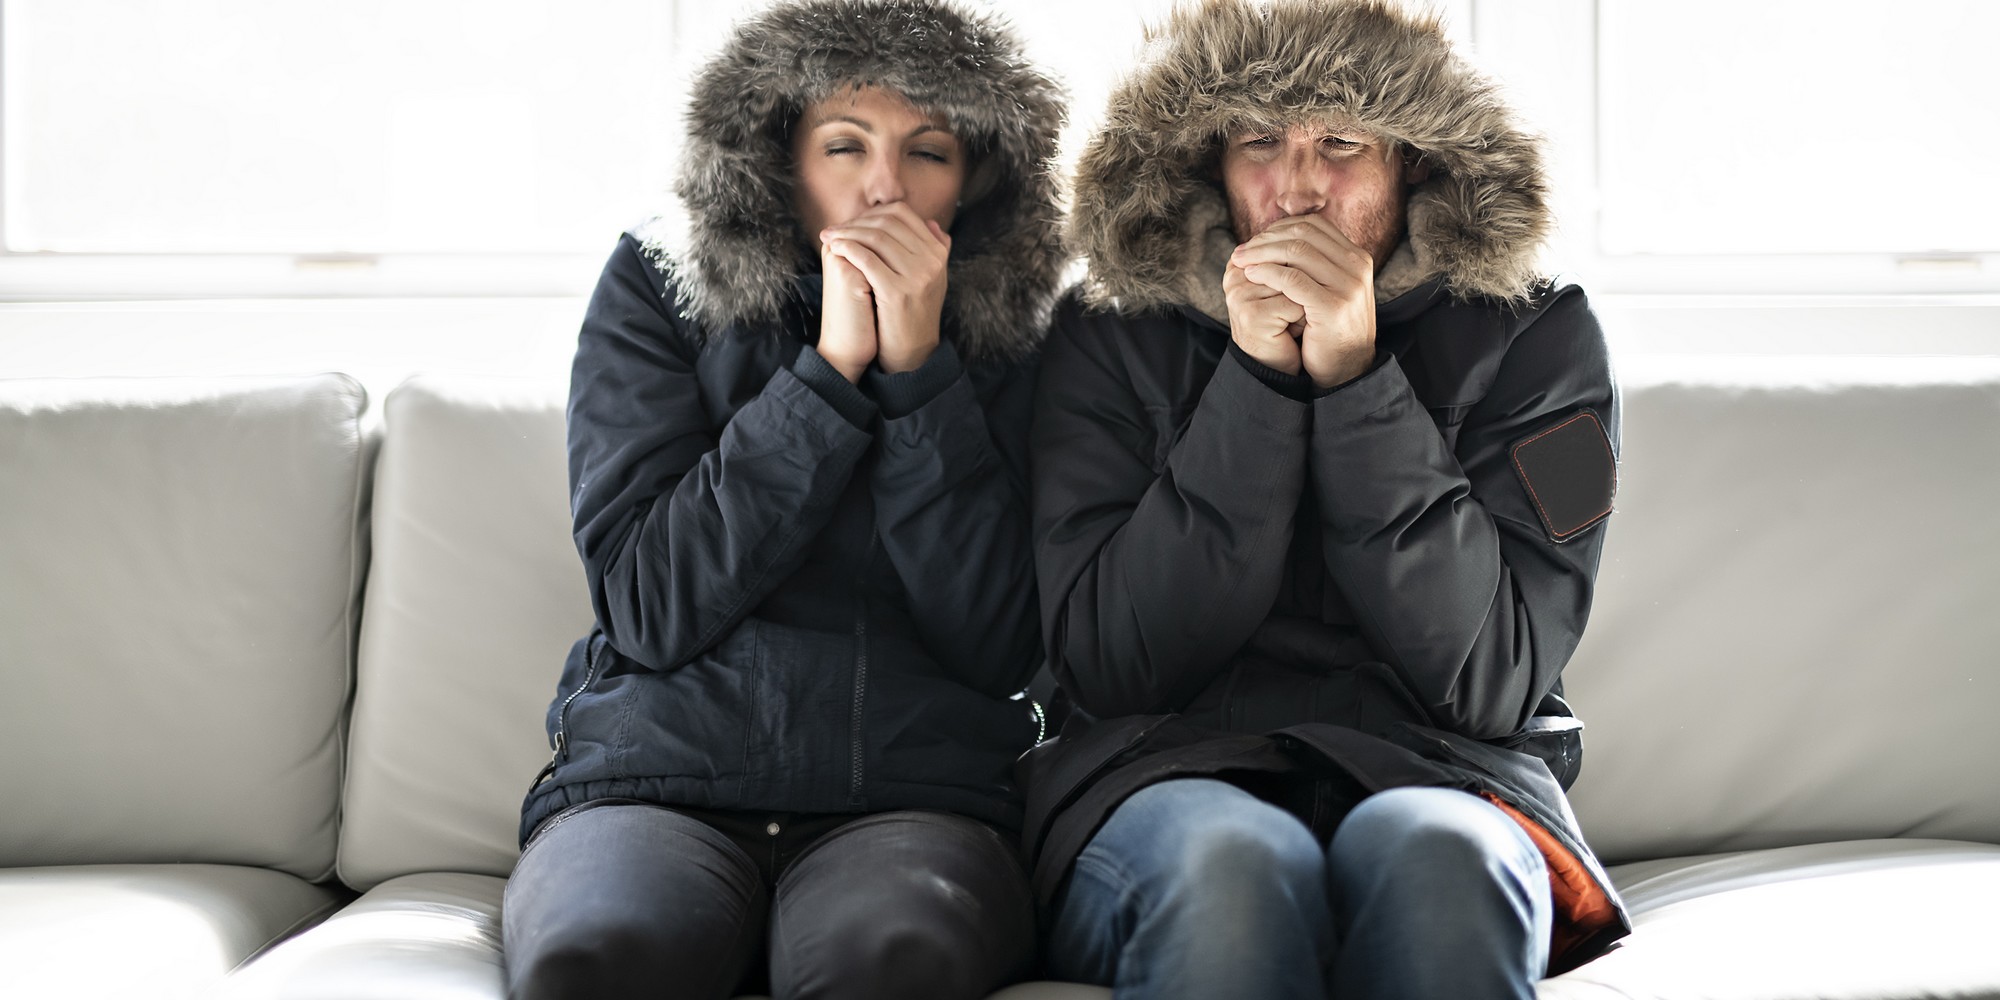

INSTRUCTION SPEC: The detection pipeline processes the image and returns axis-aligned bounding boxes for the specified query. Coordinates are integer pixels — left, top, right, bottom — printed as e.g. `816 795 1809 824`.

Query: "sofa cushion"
0 864 346 1000
1564 358 2000 862
216 872 1114 1000
0 375 369 879
213 872 507 1000
337 376 593 891
1540 839 2000 999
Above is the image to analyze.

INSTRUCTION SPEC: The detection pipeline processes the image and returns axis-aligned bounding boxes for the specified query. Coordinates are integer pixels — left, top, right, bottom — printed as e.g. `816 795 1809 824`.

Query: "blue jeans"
1045 779 1552 1000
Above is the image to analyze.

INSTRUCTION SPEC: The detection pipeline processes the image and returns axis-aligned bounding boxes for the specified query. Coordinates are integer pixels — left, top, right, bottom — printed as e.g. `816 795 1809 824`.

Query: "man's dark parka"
519 0 1067 842
1025 0 1631 973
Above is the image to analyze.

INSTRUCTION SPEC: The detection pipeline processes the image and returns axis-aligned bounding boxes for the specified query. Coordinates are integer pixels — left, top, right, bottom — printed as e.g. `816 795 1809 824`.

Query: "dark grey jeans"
501 799 1035 1000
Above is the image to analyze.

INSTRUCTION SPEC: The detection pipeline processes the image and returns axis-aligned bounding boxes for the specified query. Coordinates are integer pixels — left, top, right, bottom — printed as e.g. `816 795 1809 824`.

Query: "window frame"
2 0 1994 303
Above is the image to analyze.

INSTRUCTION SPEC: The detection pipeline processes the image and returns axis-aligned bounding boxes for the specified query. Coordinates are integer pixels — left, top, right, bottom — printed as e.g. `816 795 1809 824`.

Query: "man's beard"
1228 184 1408 270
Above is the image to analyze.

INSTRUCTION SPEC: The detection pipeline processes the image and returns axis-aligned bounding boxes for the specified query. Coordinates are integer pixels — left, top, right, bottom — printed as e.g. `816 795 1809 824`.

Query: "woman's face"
792 85 966 239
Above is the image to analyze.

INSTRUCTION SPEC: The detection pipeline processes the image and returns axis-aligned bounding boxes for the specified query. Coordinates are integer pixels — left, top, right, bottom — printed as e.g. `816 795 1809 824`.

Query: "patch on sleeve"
1510 409 1616 542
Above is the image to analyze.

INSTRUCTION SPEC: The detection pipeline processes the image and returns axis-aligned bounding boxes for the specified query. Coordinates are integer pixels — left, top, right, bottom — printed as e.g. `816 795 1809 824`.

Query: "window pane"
4 1 681 253
1598 1 2000 256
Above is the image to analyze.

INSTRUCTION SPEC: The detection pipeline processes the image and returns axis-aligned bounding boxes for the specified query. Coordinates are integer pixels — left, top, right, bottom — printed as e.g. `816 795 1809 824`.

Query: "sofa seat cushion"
1540 839 2000 999
0 864 346 1000
217 870 1122 999
215 872 508 999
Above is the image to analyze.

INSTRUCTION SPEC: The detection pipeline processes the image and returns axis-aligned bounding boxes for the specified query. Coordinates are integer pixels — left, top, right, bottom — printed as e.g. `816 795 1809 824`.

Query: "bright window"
3 0 681 254
1596 1 2000 256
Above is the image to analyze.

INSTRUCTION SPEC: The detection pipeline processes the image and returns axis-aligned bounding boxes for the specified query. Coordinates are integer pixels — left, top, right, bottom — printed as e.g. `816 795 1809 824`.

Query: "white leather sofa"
3 358 1998 1000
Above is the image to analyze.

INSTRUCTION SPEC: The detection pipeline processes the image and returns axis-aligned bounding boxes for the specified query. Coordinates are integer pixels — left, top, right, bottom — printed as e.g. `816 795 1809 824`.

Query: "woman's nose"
863 151 906 206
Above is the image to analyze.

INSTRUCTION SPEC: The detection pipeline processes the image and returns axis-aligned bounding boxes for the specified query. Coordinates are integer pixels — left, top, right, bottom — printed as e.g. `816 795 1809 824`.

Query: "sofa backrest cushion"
0 374 368 880
1565 357 2000 863
337 376 590 891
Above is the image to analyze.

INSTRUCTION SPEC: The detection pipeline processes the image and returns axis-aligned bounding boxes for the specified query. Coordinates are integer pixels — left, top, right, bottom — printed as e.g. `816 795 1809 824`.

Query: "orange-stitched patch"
1480 792 1620 964
1509 410 1615 540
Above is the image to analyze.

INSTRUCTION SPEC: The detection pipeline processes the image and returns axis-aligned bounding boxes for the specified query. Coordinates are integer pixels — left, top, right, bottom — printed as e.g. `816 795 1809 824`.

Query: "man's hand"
823 203 950 374
817 237 877 383
1229 215 1378 389
1223 259 1306 375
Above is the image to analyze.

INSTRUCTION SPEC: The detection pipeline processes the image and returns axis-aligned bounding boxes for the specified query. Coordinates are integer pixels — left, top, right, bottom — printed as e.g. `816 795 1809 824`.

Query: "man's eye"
1241 135 1275 148
1322 136 1358 149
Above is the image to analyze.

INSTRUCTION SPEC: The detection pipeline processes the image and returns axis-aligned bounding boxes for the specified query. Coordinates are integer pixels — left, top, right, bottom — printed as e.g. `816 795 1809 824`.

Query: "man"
1026 2 1631 998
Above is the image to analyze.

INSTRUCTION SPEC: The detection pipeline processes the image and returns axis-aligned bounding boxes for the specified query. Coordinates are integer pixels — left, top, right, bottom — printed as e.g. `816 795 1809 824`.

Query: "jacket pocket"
1496 714 1584 790
739 619 857 811
1017 714 1175 859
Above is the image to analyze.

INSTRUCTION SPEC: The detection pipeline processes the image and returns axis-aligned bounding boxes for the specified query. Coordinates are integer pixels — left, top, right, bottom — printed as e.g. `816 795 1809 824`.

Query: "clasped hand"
1223 214 1377 389
816 203 951 383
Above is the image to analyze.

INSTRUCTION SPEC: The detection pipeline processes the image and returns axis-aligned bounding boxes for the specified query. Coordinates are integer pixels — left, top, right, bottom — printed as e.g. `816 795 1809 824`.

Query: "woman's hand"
822 202 950 374
817 236 878 383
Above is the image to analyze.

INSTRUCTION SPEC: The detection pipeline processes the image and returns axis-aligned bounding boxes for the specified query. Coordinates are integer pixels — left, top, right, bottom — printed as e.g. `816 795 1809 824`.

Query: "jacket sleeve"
1032 306 1311 717
863 340 1042 698
1308 287 1619 739
567 234 876 671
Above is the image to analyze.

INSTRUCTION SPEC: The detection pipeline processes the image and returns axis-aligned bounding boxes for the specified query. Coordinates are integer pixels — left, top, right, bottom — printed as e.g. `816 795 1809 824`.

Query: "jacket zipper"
848 527 877 804
548 639 604 768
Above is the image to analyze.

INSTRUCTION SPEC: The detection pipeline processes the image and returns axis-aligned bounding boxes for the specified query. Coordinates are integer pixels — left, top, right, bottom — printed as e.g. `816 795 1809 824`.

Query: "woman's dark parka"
1025 0 1631 973
519 0 1066 841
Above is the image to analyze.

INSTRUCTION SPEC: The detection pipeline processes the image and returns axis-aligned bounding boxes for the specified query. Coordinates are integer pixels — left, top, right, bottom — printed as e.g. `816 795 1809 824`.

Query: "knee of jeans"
1160 805 1324 905
1336 787 1545 883
808 918 976 1000
509 924 656 1000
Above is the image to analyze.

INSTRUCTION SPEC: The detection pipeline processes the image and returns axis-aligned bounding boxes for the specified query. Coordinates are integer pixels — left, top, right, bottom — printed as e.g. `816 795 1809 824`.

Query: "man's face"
1219 122 1420 266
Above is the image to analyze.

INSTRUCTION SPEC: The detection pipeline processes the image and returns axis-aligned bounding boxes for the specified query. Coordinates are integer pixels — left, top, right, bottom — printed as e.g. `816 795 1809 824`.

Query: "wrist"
874 316 941 375
1236 339 1302 375
875 343 936 374
821 350 869 384
1308 352 1375 390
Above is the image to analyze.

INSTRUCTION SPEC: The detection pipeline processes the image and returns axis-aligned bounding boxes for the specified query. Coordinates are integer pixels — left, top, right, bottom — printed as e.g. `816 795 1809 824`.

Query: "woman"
501 2 1065 998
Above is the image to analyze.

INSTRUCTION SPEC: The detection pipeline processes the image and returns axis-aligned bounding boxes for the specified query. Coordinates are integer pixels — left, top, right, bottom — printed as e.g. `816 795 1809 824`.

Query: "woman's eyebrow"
806 115 953 141
808 114 874 133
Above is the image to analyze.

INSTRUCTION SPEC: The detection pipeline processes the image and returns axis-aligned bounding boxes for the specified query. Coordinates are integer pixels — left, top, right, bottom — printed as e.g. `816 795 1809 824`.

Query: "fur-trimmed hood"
643 0 1067 362
1070 0 1552 314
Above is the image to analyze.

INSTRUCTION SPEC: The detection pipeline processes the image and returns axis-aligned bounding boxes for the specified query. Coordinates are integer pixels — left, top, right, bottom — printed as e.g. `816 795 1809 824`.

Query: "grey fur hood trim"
645 0 1067 362
1070 0 1552 310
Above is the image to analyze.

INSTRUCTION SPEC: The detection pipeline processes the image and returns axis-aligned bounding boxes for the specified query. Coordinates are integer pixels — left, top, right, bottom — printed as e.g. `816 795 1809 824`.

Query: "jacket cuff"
863 340 964 419
1311 351 1392 398
1311 352 1413 423
1227 341 1316 403
791 346 879 430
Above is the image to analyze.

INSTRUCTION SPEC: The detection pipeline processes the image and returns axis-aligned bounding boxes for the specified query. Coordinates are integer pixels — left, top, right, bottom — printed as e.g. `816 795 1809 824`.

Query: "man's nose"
863 150 906 206
1274 147 1328 217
